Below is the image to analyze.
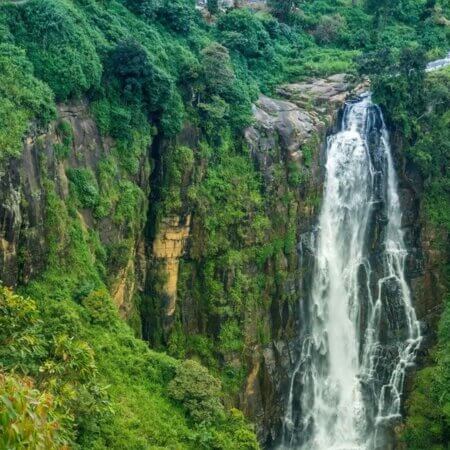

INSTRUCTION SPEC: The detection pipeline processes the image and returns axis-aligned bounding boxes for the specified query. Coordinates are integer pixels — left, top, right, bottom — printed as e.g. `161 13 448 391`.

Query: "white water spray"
280 95 422 450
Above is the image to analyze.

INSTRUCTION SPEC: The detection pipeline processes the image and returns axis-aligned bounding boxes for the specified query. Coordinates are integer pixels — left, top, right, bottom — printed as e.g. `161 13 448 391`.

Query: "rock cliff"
0 75 445 449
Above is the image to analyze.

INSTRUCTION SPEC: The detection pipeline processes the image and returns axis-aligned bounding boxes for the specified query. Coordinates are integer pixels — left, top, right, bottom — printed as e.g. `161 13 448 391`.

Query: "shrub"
106 40 171 112
157 0 197 33
168 359 224 423
0 43 55 159
54 120 74 160
67 168 100 210
125 0 160 19
0 287 45 373
219 319 244 353
268 0 302 22
198 43 252 133
160 146 194 216
56 120 73 147
0 372 69 449
313 14 348 45
103 40 182 136
207 0 219 15
126 0 197 33
82 289 118 327
217 9 271 58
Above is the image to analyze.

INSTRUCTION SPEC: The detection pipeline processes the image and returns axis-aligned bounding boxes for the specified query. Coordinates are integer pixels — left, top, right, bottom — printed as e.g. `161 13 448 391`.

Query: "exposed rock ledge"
152 215 191 320
245 74 365 179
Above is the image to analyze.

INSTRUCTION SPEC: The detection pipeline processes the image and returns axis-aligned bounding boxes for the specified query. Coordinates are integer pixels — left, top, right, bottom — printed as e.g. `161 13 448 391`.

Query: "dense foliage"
0 0 448 448
0 284 259 449
399 67 450 450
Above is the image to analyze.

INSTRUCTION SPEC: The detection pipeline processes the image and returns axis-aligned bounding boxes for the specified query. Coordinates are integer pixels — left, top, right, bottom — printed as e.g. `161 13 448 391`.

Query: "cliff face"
144 74 371 444
0 102 150 323
0 74 355 442
0 76 445 449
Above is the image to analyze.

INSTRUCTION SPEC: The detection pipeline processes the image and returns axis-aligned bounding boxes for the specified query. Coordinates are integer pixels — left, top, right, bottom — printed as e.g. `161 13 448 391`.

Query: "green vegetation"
0 0 448 447
0 0 447 155
402 295 450 448
0 284 258 449
0 43 54 159
397 67 450 450
67 168 100 210
0 372 67 449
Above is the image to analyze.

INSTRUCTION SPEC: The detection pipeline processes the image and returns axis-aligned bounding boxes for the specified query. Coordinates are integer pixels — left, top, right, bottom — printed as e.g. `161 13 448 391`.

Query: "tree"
358 46 427 136
167 359 224 423
107 40 171 111
198 43 252 133
207 0 219 15
365 0 424 25
157 0 197 33
313 14 347 45
268 0 303 22
217 8 271 57
201 43 235 97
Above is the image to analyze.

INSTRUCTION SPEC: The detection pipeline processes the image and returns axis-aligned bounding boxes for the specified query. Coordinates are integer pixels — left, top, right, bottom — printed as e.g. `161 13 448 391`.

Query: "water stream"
280 94 422 450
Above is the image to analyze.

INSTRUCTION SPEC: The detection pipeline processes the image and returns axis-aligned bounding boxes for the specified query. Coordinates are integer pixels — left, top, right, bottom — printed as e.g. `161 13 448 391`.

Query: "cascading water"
280 94 422 450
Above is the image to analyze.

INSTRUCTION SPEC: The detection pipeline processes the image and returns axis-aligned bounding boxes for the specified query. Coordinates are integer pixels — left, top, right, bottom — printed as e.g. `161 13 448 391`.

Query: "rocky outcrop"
246 95 315 160
152 215 191 319
276 74 353 109
197 0 266 10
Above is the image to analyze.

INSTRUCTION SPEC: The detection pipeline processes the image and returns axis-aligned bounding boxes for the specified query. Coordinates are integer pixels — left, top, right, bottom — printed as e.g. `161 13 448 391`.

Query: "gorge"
0 1 449 449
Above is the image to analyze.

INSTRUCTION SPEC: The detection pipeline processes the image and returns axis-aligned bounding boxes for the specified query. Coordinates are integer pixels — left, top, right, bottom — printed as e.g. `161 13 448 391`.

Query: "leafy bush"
67 168 100 210
160 146 195 216
268 0 302 22
0 287 44 373
358 46 427 135
106 40 171 113
217 9 271 58
219 319 244 353
126 0 198 32
0 43 55 159
102 39 183 137
313 14 348 45
125 0 160 19
168 359 224 423
56 120 73 147
54 120 74 160
198 43 253 133
156 0 198 33
82 289 118 327
207 0 219 15
0 372 69 449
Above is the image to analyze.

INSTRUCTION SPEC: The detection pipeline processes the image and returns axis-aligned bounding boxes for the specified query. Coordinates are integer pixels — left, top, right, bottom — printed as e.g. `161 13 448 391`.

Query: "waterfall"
280 94 422 450
426 51 450 72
